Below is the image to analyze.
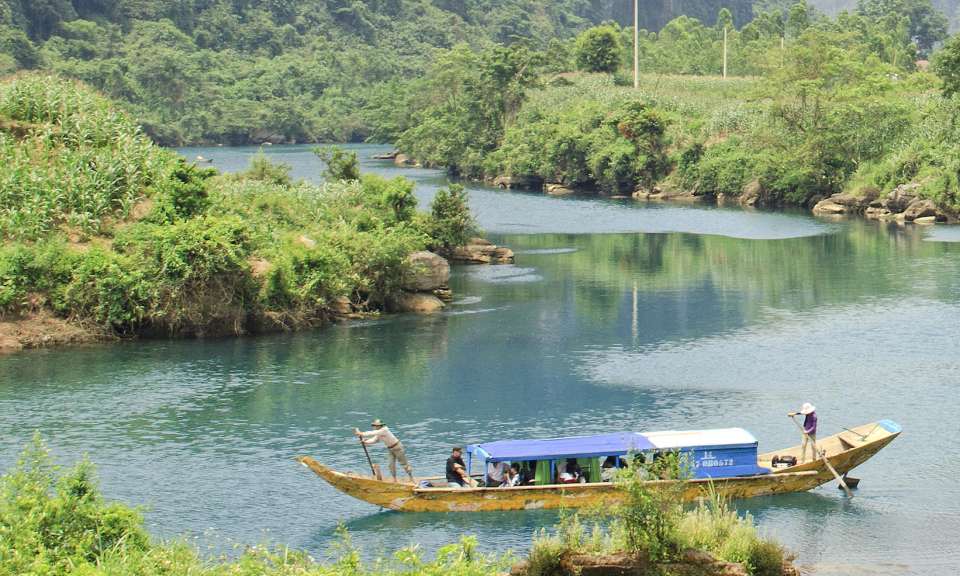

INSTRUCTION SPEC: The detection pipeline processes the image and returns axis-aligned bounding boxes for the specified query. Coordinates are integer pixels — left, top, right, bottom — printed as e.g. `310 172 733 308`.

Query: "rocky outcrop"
493 175 543 190
249 129 284 145
902 199 943 221
885 183 920 213
855 183 954 222
544 182 576 195
450 238 515 264
388 251 450 313
739 179 764 206
394 153 420 167
634 179 717 203
508 550 800 576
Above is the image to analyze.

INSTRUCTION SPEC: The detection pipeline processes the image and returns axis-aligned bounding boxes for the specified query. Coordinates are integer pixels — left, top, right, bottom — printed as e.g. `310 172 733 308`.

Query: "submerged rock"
450 238 514 264
388 291 446 313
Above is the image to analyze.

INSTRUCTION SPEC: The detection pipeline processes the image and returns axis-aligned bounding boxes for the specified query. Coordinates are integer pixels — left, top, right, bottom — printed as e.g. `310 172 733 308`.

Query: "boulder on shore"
405 251 450 291
902 199 945 222
394 153 420 167
885 183 921 213
740 179 765 206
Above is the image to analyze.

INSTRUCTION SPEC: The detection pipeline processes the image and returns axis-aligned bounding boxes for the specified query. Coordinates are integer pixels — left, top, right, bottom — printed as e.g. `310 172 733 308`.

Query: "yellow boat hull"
298 421 899 512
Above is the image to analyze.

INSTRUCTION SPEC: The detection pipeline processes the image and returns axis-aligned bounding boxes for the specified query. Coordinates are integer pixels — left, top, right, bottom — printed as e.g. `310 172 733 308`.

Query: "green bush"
607 451 691 561
0 433 151 573
425 183 474 257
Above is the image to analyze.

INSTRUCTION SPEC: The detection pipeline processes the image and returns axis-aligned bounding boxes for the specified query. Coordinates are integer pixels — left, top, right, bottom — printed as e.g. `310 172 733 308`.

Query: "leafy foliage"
425 183 475 257
574 25 622 74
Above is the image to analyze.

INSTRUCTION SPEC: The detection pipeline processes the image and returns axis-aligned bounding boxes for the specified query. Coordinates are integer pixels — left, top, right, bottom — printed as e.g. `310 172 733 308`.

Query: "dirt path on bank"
0 311 112 351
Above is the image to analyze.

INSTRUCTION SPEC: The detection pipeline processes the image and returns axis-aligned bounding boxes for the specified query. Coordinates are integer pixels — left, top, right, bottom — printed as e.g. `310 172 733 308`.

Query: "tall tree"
574 24 622 73
856 0 948 56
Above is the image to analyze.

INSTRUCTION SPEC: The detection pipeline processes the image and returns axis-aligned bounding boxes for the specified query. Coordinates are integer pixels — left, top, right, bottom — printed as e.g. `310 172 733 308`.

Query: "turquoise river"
2 144 960 575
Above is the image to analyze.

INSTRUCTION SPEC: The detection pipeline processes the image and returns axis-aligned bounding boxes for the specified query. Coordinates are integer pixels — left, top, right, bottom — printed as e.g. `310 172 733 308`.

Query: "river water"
2 143 959 574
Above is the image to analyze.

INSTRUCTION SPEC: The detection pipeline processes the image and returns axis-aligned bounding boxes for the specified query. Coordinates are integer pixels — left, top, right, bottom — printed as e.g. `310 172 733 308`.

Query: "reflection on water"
2 145 960 574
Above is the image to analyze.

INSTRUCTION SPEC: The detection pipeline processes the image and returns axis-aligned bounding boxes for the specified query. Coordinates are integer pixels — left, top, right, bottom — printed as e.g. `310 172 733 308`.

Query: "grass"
0 74 172 241
0 434 513 576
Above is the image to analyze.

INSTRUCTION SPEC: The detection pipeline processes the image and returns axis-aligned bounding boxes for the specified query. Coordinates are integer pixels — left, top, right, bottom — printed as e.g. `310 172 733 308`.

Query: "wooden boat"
297 420 900 512
196 155 213 163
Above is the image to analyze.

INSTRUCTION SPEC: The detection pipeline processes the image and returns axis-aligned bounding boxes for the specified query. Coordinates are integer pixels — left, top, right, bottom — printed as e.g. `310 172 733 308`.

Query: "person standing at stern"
788 403 818 463
355 419 415 484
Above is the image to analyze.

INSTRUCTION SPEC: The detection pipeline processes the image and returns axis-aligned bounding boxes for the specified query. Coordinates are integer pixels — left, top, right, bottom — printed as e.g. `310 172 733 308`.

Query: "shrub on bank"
526 455 792 576
0 435 513 576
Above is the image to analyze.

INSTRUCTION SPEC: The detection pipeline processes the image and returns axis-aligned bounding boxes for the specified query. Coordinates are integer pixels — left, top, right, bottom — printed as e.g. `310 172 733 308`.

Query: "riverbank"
0 75 477 353
372 21 960 218
2 434 798 576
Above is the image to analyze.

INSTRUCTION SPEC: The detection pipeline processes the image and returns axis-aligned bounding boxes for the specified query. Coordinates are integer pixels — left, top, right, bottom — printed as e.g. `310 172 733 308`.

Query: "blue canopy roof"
467 433 655 462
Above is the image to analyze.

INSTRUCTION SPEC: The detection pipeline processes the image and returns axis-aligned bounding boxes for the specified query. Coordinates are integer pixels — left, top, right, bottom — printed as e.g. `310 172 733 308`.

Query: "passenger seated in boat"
601 456 617 482
521 461 537 485
486 460 511 487
446 446 477 488
501 464 521 487
559 461 582 484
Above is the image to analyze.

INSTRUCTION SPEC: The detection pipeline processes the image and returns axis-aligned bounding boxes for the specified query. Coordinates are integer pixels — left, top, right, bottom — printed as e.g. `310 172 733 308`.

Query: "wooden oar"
820 447 854 498
790 415 853 497
359 436 377 476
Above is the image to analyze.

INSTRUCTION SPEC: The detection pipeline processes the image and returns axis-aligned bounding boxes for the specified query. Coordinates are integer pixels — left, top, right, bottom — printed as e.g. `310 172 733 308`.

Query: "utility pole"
723 27 727 79
634 0 639 88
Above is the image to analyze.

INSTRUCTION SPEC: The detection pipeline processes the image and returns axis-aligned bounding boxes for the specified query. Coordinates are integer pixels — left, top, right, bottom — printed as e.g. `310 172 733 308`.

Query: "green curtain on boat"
535 460 552 485
586 457 602 483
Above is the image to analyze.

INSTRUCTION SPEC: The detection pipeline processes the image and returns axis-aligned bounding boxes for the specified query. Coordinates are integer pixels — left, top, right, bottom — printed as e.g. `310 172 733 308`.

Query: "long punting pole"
634 0 638 89
360 436 376 476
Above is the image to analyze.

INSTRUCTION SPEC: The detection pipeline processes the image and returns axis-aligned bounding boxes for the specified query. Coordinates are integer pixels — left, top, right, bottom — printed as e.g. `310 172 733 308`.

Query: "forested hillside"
603 0 755 32
0 0 611 145
1 0 772 145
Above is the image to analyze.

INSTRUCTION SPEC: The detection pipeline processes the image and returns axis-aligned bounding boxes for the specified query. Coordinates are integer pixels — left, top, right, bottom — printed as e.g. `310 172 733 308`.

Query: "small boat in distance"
196 156 213 163
297 420 901 512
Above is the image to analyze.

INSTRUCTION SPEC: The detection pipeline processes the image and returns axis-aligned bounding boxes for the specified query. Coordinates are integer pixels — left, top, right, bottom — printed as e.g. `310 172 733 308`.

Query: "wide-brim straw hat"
372 418 385 426
800 403 815 415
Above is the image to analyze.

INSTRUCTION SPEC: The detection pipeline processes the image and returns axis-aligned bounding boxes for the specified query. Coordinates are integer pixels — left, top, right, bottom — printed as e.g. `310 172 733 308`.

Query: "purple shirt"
803 412 817 434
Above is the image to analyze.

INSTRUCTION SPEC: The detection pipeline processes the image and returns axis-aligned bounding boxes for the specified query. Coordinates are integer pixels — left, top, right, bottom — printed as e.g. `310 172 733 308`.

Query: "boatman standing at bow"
788 403 818 463
355 419 416 484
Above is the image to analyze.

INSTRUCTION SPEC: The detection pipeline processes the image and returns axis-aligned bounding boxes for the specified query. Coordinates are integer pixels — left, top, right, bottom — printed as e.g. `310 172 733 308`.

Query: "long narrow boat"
297 420 900 512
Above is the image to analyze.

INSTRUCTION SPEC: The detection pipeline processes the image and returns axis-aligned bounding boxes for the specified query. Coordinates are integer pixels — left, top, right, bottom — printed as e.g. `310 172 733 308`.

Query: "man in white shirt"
486 460 511 487
355 419 415 484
